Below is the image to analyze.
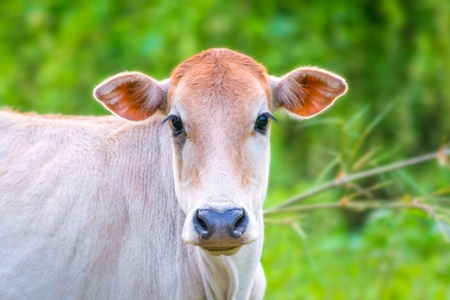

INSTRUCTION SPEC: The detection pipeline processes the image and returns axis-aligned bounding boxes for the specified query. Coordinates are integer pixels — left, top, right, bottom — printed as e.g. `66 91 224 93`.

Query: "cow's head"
94 49 347 256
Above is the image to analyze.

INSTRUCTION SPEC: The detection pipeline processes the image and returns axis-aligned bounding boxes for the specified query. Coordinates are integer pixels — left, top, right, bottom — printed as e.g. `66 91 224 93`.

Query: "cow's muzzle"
193 207 248 240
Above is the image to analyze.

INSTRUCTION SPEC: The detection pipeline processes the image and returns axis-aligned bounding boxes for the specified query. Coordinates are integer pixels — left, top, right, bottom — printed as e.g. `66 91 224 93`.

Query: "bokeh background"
1 1 449 299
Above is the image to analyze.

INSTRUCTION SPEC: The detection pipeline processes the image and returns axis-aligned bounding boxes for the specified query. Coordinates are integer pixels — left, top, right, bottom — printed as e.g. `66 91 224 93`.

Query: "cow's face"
166 50 273 255
94 48 347 256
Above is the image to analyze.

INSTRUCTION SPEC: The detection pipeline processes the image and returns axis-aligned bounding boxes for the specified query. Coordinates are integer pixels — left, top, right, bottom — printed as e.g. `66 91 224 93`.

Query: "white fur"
0 111 265 299
167 94 270 255
0 58 346 299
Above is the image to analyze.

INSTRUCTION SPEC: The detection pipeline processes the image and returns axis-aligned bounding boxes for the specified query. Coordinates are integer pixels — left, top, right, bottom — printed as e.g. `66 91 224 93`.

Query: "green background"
1 1 449 299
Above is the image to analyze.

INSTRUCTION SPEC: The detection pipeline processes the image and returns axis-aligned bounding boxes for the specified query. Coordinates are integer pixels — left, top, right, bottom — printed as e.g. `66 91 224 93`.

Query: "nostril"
193 209 212 240
229 209 248 239
234 211 245 230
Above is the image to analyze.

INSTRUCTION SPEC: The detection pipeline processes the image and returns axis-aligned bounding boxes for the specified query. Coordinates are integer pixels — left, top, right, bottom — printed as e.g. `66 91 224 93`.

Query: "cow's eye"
255 116 268 132
171 116 184 134
162 115 185 136
255 113 275 134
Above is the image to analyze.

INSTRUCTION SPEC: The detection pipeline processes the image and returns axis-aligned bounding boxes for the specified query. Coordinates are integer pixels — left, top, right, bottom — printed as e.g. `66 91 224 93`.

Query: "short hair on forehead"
169 48 269 97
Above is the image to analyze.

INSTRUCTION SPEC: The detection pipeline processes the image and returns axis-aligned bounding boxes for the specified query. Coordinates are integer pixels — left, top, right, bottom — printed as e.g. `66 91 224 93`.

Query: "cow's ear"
94 72 169 121
271 67 347 119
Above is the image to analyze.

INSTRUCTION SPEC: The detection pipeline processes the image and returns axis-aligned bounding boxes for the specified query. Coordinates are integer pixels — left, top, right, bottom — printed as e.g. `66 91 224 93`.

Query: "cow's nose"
193 208 248 240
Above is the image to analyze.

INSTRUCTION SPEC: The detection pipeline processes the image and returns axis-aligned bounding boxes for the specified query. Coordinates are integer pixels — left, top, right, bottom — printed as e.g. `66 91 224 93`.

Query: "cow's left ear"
271 67 347 119
94 72 169 121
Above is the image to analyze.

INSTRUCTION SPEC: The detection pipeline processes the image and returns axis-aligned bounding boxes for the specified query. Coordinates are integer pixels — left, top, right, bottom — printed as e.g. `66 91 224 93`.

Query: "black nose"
193 208 248 240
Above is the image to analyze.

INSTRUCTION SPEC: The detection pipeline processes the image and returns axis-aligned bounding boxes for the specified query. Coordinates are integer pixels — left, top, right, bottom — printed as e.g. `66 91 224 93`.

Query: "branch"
264 148 450 214
264 199 435 217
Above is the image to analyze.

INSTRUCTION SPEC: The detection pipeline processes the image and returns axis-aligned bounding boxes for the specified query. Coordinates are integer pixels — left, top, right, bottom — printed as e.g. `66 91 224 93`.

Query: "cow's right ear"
94 72 168 121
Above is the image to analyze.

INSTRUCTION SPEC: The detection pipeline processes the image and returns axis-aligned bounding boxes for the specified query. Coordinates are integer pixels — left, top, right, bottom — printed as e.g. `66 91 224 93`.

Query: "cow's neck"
177 221 264 300
140 121 265 299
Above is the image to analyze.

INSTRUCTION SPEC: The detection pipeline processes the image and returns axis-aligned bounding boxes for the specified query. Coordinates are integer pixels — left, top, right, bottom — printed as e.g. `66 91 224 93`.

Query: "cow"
0 48 347 299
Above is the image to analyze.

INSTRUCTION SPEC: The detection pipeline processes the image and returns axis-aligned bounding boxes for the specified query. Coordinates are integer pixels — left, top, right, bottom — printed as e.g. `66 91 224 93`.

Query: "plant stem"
264 200 434 217
264 148 450 214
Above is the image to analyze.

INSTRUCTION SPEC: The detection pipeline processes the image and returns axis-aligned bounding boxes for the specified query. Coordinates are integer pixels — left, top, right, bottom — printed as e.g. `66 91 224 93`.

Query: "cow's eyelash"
161 115 179 125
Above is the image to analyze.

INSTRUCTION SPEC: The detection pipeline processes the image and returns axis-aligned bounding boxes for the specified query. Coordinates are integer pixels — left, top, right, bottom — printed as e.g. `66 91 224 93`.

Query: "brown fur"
169 48 271 109
274 67 347 117
168 49 273 188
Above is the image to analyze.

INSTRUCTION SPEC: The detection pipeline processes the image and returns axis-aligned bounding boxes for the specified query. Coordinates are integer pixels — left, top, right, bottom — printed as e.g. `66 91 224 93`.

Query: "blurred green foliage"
1 0 449 298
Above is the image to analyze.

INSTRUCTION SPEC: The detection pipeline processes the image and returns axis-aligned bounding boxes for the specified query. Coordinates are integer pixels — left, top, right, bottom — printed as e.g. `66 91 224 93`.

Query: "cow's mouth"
200 245 242 256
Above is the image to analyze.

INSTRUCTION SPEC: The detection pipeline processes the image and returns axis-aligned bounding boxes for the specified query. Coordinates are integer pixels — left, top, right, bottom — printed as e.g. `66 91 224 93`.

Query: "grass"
262 129 450 299
262 209 450 299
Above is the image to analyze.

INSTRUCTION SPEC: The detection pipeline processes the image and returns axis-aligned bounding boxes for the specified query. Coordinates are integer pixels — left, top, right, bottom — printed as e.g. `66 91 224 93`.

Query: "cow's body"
0 49 346 299
0 111 263 299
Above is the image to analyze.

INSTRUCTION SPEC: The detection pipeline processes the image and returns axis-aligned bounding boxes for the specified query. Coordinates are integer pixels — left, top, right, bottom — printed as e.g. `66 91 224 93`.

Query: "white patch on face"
169 89 272 252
